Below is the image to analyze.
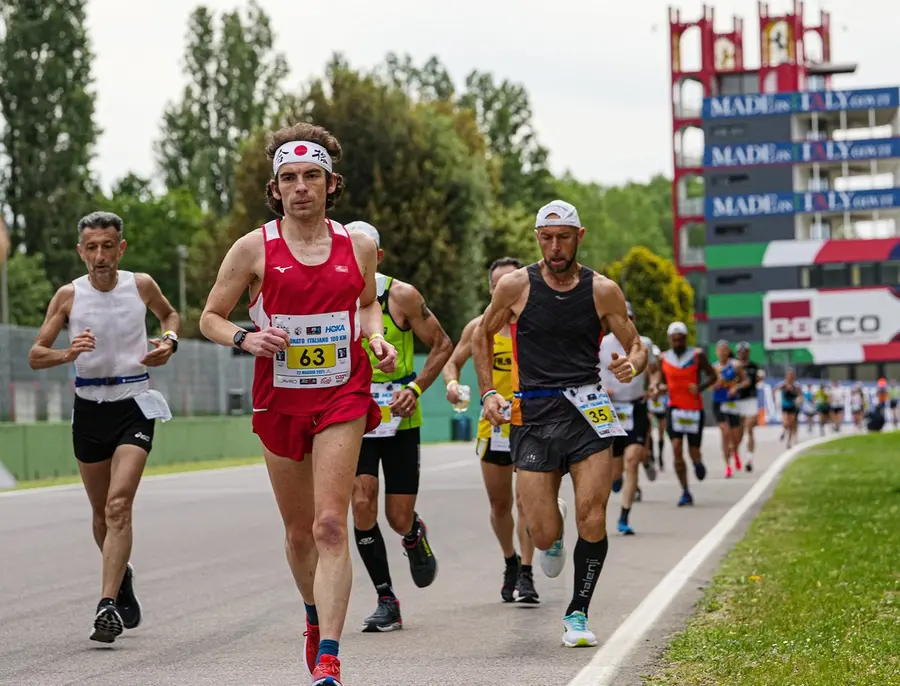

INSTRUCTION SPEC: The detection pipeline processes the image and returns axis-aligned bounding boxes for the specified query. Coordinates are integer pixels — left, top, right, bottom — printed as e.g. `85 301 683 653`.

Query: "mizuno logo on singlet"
274 266 292 273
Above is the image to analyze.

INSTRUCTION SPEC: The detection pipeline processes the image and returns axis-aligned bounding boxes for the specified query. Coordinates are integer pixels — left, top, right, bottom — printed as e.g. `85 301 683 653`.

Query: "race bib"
272 312 351 389
490 406 512 451
671 408 701 434
565 385 627 439
133 390 172 423
365 382 403 438
613 402 634 432
648 395 666 413
720 400 740 415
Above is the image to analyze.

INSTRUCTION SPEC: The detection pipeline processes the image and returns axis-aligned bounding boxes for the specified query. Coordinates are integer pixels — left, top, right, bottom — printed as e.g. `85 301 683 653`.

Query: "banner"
704 138 900 167
703 87 900 119
706 188 900 218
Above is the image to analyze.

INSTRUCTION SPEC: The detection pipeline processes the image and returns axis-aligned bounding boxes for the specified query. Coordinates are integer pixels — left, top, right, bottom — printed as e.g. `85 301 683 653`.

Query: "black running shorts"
510 404 612 474
712 402 741 428
612 399 650 457
72 395 155 464
476 438 514 467
665 407 705 448
357 427 421 495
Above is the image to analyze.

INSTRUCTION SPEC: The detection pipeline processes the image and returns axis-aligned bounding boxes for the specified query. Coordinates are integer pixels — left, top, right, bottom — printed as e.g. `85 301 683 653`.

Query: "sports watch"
233 329 248 350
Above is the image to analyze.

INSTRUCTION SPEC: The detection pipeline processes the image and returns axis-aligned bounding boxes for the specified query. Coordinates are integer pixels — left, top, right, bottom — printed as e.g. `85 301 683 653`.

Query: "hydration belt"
514 383 605 400
378 372 416 387
74 372 149 388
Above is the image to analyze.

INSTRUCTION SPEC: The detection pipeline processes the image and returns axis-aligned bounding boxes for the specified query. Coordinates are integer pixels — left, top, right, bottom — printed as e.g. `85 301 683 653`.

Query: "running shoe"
501 556 519 602
539 498 567 578
617 520 635 536
303 618 320 674
562 610 598 647
116 563 142 630
361 585 402 633
693 460 707 481
403 515 438 588
677 491 694 507
89 599 124 644
611 477 623 493
725 465 733 479
733 452 743 471
642 456 657 482
311 654 343 686
515 566 539 604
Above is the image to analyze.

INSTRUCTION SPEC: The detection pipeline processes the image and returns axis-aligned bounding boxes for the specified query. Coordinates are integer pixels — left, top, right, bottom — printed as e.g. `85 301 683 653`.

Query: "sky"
84 0 898 192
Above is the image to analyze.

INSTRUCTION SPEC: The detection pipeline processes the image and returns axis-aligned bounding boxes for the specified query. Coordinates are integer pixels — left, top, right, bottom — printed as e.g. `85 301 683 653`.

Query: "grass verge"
12 456 264 491
644 432 900 686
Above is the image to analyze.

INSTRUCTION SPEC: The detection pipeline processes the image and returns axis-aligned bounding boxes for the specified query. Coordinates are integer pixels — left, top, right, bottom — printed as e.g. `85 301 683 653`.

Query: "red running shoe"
303 619 320 675
733 452 743 471
311 654 342 685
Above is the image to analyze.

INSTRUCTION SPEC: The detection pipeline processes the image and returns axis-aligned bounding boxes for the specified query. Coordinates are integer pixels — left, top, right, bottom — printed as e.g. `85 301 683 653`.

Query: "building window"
807 264 850 288
857 263 879 287
854 364 879 382
882 261 900 286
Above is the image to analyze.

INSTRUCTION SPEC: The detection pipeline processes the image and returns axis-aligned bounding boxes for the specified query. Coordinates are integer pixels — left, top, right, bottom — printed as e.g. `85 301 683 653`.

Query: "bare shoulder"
54 283 76 309
349 227 377 256
591 272 622 299
133 272 161 292
387 278 421 315
493 267 529 302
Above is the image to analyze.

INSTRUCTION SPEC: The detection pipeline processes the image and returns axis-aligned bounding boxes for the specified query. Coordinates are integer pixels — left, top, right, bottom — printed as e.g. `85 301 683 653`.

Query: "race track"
0 425 805 686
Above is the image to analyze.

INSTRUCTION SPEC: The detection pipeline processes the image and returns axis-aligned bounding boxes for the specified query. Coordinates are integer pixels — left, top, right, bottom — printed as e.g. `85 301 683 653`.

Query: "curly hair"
265 122 345 216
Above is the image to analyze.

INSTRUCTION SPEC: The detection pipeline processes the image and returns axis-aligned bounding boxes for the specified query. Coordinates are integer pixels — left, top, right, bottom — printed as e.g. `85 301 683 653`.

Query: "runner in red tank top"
199 123 397 686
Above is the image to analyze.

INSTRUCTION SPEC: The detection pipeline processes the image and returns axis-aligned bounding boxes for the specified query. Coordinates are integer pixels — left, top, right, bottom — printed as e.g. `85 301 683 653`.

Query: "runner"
828 380 845 432
344 220 452 632
600 300 657 536
441 256 540 604
800 385 816 434
889 380 900 426
474 199 648 648
734 341 763 472
814 384 829 436
711 340 745 478
28 211 179 644
198 123 397 686
651 322 718 507
774 370 800 448
850 382 866 430
646 344 668 471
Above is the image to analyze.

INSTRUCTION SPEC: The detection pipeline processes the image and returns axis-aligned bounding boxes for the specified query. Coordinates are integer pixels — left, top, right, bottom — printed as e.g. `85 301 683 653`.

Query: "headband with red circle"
273 141 333 175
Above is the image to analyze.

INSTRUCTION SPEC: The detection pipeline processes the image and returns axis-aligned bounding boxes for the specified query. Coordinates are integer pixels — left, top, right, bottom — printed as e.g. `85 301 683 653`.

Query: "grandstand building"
669 1 900 382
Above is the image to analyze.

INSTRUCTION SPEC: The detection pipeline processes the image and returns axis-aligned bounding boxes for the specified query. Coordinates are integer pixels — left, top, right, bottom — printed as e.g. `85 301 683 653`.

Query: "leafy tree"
0 0 100 287
5 251 54 327
605 246 695 347
155 0 287 216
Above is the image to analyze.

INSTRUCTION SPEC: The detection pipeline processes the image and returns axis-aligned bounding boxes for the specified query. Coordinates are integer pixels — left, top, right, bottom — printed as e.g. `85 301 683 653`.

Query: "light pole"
176 244 188 319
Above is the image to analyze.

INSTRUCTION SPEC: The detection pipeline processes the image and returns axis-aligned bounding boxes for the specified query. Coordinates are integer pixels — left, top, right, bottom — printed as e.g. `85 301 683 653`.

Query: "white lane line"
0 453 474 500
566 432 847 686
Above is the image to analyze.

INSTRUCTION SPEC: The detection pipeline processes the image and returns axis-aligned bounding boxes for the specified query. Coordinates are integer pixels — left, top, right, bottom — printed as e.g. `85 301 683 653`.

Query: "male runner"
475 199 648 648
600 300 657 536
651 322 717 507
441 256 540 604
734 341 763 472
28 211 179 643
199 123 397 686
344 220 452 633
646 344 668 470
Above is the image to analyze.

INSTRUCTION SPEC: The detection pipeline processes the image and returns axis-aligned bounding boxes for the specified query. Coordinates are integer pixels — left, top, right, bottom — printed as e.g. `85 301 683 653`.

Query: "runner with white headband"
200 122 397 686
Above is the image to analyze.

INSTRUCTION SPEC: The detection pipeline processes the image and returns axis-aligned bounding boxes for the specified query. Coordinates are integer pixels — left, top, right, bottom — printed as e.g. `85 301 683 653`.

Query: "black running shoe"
90 599 124 644
515 566 539 604
402 515 437 588
501 556 519 602
116 563 142 630
362 586 403 633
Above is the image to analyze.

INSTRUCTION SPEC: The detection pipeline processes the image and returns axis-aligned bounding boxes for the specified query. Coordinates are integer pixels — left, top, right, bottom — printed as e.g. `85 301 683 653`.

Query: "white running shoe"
539 498 567 578
562 610 598 647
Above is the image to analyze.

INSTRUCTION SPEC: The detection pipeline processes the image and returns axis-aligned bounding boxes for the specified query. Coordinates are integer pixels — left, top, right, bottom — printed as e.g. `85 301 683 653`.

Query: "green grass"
644 432 900 686
12 456 264 490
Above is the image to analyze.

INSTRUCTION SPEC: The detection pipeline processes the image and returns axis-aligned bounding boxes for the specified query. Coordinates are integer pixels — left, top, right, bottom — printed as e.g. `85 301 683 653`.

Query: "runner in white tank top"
28 211 180 645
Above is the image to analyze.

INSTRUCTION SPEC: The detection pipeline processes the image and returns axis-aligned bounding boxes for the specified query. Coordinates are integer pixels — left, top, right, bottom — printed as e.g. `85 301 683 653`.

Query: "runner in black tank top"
471 199 650 650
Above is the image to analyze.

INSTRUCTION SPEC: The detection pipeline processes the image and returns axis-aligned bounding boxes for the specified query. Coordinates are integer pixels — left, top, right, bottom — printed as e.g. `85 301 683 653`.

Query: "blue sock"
304 603 318 626
317 639 339 662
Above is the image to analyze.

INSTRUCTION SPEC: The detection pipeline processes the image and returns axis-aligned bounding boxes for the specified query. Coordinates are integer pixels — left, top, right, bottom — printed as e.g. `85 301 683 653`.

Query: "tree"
5 251 54 327
0 0 100 287
155 0 287 216
604 247 695 347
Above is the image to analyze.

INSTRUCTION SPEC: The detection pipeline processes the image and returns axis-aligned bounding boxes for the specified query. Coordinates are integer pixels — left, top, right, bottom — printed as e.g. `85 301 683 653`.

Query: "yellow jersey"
477 332 514 439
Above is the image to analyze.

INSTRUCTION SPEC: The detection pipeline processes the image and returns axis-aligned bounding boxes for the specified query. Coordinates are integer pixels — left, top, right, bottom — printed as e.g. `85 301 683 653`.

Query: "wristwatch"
162 330 179 353
233 329 248 350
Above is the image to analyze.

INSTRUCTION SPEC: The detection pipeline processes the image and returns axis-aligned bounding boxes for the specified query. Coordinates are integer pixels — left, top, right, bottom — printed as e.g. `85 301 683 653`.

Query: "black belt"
74 373 149 388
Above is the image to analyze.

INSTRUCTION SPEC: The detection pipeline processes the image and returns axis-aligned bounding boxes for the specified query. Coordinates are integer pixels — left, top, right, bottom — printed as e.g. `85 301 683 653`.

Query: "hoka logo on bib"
325 324 346 333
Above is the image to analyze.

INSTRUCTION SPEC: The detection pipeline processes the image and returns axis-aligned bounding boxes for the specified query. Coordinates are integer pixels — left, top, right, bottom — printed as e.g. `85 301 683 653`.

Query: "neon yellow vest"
477 332 514 439
362 274 422 430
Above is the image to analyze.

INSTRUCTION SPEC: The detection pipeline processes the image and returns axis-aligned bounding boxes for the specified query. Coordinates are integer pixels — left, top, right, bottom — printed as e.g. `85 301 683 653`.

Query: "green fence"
0 355 482 481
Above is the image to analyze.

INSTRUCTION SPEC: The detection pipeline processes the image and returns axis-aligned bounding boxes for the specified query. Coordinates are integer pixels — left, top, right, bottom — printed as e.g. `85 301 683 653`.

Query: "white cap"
346 220 380 248
535 199 581 229
667 321 688 336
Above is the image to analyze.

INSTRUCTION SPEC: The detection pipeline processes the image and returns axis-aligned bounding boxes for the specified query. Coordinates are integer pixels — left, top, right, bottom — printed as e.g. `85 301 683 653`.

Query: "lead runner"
199 123 397 686
474 199 648 648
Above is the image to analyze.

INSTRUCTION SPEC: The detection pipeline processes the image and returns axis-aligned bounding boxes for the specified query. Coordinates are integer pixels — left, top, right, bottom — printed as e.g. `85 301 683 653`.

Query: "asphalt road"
0 424 801 686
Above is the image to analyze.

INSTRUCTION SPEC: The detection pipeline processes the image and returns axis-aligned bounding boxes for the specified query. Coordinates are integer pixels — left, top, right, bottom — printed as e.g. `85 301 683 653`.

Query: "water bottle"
453 384 471 413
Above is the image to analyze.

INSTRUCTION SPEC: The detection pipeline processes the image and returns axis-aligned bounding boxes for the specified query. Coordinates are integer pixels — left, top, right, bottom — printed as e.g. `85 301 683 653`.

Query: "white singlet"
68 270 150 402
599 334 656 402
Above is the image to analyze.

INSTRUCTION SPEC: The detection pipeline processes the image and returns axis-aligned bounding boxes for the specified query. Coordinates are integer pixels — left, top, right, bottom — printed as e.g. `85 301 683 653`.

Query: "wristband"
407 381 422 398
630 361 638 377
367 332 385 343
481 388 498 404
446 379 459 389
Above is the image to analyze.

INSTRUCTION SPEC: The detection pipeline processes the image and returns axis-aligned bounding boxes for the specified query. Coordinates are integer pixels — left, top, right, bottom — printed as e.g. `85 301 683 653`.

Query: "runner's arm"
594 276 648 375
28 285 77 370
351 231 383 341
392 281 453 393
199 233 262 346
136 273 180 339
697 349 719 392
443 316 479 387
474 270 524 397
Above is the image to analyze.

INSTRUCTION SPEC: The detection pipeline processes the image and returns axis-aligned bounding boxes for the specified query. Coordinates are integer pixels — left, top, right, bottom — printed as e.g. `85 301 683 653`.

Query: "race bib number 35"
273 311 351 389
565 385 627 439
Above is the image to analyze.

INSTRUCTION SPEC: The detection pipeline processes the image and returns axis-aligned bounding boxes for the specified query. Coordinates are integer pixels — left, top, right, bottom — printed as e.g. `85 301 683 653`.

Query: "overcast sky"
85 0 897 192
